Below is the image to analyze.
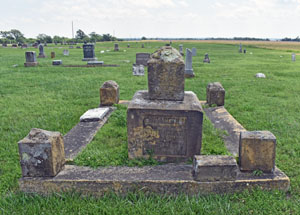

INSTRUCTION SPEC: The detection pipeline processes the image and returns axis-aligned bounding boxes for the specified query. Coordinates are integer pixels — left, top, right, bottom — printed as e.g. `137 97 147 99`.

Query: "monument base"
127 90 203 163
24 62 38 67
185 69 195 78
38 54 46 58
82 58 98 61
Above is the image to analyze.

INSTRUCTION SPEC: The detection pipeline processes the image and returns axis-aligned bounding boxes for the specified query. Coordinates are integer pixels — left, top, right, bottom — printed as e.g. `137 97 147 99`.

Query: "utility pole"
72 21 74 39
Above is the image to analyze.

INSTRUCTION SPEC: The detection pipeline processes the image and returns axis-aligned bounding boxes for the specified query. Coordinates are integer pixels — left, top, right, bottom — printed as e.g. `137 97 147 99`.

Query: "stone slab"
87 61 104 65
202 104 246 156
193 155 238 181
24 62 38 67
80 107 109 122
127 90 203 162
63 108 114 160
82 57 98 61
19 164 290 196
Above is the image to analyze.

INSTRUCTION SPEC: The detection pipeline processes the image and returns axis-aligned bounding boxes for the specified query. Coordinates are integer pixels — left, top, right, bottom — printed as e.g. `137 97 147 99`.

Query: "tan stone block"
18 128 65 177
100 80 119 106
206 82 225 106
239 131 276 173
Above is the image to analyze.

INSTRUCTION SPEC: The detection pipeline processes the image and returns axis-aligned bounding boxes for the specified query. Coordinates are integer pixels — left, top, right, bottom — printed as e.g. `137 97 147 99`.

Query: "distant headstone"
24 51 38 67
52 60 62 65
136 53 151 66
100 80 120 106
54 41 57 45
63 49 69 56
44 43 47 47
255 73 266 78
38 44 46 58
243 49 246 54
12 44 17 48
179 44 184 56
239 43 242 53
2 43 7 47
203 53 210 63
21 44 28 49
51 52 55 59
292 53 296 61
127 44 130 48
114 43 119 51
76 46 81 49
192 47 197 56
132 64 145 76
87 61 104 65
185 48 195 78
82 44 97 61
69 46 74 49
141 43 144 48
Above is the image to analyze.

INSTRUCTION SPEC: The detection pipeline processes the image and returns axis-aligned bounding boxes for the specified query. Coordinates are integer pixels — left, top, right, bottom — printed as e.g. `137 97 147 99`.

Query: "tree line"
0 29 119 44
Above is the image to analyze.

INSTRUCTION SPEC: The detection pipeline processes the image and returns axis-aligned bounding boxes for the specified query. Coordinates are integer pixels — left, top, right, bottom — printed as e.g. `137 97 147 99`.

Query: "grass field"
0 41 300 214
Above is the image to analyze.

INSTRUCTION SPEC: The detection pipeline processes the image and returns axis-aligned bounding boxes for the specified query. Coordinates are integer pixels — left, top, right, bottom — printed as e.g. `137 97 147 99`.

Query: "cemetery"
1 40 300 213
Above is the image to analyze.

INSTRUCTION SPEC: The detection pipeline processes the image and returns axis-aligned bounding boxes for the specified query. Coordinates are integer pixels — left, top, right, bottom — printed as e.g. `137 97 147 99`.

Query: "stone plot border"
19 100 290 196
63 64 120 68
64 107 115 161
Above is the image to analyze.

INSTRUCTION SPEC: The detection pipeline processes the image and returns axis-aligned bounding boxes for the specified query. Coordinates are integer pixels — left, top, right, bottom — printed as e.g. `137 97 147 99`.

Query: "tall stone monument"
127 46 203 162
82 44 97 61
24 51 38 67
38 44 46 58
179 44 184 56
239 43 242 53
292 53 296 62
185 48 195 78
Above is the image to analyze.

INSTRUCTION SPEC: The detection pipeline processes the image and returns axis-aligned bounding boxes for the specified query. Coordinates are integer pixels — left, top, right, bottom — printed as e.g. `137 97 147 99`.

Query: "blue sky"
1 0 300 38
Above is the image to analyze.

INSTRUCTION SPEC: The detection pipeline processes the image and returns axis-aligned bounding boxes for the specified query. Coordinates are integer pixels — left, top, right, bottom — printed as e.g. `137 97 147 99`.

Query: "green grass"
1 41 300 213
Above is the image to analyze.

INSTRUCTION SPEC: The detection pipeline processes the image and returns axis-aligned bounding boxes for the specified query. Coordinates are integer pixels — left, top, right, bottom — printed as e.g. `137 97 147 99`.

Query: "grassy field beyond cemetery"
0 41 300 214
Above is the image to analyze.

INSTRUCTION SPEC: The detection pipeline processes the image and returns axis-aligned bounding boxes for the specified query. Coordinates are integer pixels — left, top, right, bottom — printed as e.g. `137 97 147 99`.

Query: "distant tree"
89 32 102 42
10 29 25 43
141 36 147 40
76 29 86 40
53 35 64 43
36 34 52 43
102 33 115 41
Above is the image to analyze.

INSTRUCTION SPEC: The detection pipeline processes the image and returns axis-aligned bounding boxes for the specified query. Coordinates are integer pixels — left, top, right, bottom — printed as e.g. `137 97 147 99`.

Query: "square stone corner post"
206 82 225 106
100 80 120 106
18 128 65 177
239 131 276 173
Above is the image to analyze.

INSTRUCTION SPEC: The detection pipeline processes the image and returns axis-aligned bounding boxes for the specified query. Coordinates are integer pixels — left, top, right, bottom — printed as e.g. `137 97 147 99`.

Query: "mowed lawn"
0 41 300 214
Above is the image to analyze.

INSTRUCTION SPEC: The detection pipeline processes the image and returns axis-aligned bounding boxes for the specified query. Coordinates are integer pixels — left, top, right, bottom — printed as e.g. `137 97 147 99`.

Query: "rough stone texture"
82 44 97 61
147 46 185 101
19 164 290 196
18 128 65 177
38 44 46 58
203 53 210 63
52 60 62 65
51 52 55 58
127 90 203 162
100 80 120 106
64 108 114 160
80 107 110 122
193 155 238 181
185 48 195 78
132 64 145 76
136 53 151 66
206 82 225 106
114 43 119 51
239 131 276 173
202 104 246 156
87 61 104 65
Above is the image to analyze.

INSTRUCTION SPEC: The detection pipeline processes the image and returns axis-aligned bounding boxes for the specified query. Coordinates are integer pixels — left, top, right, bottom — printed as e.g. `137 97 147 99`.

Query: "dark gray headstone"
203 53 210 63
82 44 97 61
114 43 119 51
25 51 37 62
136 53 151 66
38 44 46 58
52 60 63 65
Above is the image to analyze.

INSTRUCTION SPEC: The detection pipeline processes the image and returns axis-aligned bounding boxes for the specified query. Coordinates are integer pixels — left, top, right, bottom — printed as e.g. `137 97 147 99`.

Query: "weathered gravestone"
22 44 28 49
100 80 119 106
239 43 242 53
63 49 69 56
51 52 55 59
244 49 247 54
132 64 145 76
206 82 225 106
136 53 150 66
127 46 203 162
203 53 210 63
185 48 195 78
12 44 17 48
179 44 184 56
82 44 97 61
292 53 296 61
141 43 145 48
52 60 62 65
24 51 38 67
192 47 197 56
2 43 7 47
127 44 130 48
114 43 119 51
38 44 46 58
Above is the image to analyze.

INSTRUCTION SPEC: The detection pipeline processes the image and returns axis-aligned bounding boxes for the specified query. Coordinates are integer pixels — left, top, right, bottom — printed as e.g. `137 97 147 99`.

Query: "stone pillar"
148 46 185 101
38 44 46 58
114 43 119 51
24 51 38 67
18 128 65 177
239 131 276 173
292 53 296 62
100 80 120 106
192 48 197 56
206 82 225 106
184 48 195 78
239 43 242 53
51 52 55 59
179 44 183 56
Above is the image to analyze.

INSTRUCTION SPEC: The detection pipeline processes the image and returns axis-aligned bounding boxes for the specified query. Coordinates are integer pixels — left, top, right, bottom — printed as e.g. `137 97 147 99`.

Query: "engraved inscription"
142 115 187 156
